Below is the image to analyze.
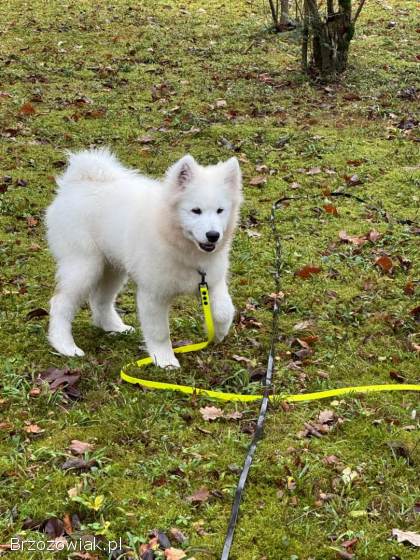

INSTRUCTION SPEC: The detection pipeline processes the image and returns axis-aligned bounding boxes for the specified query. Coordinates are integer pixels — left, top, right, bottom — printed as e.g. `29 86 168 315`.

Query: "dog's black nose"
206 230 220 243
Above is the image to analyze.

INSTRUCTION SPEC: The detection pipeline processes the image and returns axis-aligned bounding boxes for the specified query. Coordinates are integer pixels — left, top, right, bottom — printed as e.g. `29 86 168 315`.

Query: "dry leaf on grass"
169 528 187 543
164 548 187 560
293 320 315 331
375 255 394 273
295 265 322 279
306 166 322 175
199 406 224 421
318 410 335 424
338 230 366 246
26 307 48 320
69 440 94 455
186 487 210 503
24 423 44 434
391 528 420 547
61 457 98 472
36 367 81 400
19 102 36 115
323 204 338 216
232 354 255 366
41 517 64 538
299 409 340 438
249 175 266 187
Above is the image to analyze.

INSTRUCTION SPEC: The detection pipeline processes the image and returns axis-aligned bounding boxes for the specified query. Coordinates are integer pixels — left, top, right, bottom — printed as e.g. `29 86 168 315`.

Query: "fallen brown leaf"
249 175 266 187
336 550 354 559
338 230 366 246
186 487 210 503
26 307 48 320
41 517 64 538
69 440 94 455
323 204 338 216
164 548 187 559
19 102 36 115
341 537 358 549
169 528 187 544
306 167 322 175
293 320 315 331
199 406 224 421
389 370 405 383
61 457 98 472
296 265 322 279
24 423 44 434
26 216 38 227
318 410 335 424
367 229 381 242
232 354 254 366
404 281 415 295
37 368 81 400
410 306 420 322
345 173 363 186
375 255 393 273
392 528 420 547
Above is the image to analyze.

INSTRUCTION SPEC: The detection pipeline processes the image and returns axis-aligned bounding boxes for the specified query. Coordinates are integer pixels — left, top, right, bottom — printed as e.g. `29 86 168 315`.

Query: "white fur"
45 148 242 367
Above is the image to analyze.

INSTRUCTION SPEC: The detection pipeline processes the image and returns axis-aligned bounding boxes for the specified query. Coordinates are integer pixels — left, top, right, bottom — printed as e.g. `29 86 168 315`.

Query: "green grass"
0 1 419 559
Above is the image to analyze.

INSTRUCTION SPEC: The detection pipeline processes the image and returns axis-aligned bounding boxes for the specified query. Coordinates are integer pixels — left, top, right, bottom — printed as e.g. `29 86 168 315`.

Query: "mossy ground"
0 1 418 559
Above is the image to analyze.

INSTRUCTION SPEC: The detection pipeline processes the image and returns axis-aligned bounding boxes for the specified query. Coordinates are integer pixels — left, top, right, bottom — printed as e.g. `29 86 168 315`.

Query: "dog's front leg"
137 291 180 369
210 281 235 342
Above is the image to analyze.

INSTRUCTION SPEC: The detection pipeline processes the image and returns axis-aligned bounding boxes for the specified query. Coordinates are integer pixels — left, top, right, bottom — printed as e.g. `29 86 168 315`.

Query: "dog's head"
165 155 242 253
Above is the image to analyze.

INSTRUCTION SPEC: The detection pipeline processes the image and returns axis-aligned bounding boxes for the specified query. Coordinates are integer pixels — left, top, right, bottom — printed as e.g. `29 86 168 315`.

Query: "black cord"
220 205 281 560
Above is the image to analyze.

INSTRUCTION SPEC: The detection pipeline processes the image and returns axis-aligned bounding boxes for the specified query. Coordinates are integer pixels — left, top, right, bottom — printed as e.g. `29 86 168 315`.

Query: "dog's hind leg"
48 257 103 357
90 264 134 333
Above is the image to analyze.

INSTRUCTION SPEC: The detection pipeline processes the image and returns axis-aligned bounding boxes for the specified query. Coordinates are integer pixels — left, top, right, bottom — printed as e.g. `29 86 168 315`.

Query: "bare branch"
353 0 367 24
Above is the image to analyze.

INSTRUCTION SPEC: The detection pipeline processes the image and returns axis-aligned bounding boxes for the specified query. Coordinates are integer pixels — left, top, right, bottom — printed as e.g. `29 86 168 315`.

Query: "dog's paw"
154 355 180 369
214 322 231 343
94 317 135 333
50 340 85 357
107 323 135 334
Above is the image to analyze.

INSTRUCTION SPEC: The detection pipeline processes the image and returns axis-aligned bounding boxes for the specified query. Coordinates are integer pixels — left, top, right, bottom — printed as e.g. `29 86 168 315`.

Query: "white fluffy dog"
46 149 242 368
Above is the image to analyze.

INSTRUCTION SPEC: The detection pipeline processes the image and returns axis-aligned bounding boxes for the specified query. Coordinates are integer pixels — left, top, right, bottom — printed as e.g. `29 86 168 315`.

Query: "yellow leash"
120 280 420 402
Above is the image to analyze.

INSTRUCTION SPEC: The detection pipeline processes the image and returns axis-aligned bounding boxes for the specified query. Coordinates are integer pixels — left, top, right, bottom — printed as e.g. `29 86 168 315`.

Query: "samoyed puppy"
45 148 242 368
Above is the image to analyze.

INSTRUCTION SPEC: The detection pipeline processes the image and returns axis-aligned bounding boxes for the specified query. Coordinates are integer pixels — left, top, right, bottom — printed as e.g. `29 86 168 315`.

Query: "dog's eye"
191 208 202 214
217 208 224 214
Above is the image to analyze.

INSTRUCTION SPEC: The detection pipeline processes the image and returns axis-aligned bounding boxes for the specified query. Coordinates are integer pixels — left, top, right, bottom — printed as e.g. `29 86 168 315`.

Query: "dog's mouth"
198 242 216 253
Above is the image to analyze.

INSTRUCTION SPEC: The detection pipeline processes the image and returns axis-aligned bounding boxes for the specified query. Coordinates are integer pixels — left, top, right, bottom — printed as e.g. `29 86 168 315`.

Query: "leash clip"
197 269 207 287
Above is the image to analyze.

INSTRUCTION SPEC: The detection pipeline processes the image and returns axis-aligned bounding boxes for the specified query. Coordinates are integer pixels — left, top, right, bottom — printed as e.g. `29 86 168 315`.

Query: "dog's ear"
223 157 242 191
166 154 196 190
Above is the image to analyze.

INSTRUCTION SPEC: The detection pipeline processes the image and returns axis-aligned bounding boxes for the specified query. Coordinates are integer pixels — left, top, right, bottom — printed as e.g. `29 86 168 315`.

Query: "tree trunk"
280 0 289 26
305 0 355 80
301 1 309 72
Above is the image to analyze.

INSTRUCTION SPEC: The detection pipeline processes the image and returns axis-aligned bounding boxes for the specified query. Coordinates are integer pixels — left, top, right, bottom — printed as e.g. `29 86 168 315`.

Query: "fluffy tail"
56 148 136 187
